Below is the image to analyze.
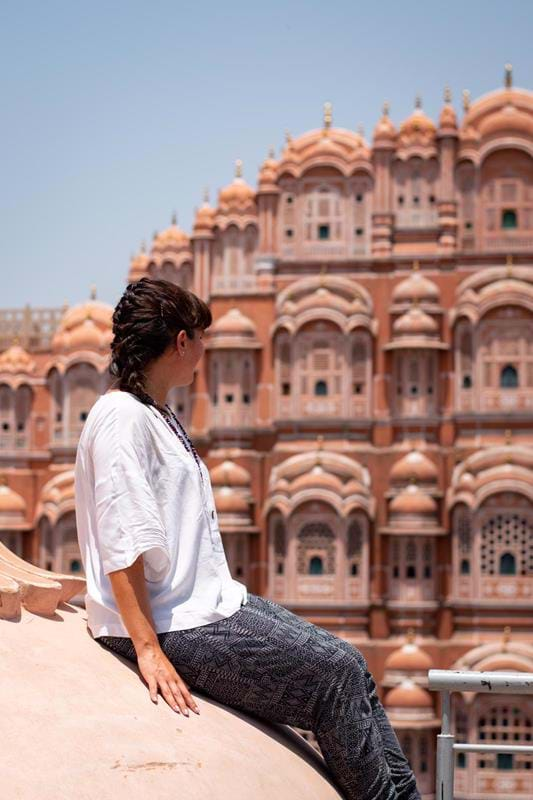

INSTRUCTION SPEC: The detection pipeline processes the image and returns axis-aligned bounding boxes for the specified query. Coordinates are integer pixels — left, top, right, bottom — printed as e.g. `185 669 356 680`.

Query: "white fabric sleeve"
91 403 170 582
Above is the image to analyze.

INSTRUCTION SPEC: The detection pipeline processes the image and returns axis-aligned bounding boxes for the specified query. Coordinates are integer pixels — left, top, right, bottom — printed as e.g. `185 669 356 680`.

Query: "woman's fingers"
159 678 186 714
168 679 191 715
148 676 159 704
178 679 200 714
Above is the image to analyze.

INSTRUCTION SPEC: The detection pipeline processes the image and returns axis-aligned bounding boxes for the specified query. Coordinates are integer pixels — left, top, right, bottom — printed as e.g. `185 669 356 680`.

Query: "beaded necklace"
147 395 205 485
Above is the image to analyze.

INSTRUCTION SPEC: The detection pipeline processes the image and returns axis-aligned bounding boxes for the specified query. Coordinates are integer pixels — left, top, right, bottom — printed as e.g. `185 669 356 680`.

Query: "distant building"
1 66 532 798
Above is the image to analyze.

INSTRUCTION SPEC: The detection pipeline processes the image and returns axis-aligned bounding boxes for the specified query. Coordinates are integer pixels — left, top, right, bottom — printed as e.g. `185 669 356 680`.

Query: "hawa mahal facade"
1 67 532 797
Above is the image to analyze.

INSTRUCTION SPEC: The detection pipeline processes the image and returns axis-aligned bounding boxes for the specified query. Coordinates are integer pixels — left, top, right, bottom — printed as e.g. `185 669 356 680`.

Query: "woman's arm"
108 554 200 717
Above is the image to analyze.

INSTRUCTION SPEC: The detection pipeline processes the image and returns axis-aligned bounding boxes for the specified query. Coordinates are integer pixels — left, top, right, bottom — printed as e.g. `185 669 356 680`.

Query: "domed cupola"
389 449 439 487
398 95 437 149
211 459 252 489
51 288 113 354
438 85 458 134
218 160 257 216
0 340 36 376
391 262 441 309
192 189 216 237
385 304 447 352
257 148 279 193
384 481 444 536
151 214 191 256
210 459 256 534
372 101 398 148
384 679 438 728
206 308 262 350
127 243 150 284
383 629 434 687
0 476 28 531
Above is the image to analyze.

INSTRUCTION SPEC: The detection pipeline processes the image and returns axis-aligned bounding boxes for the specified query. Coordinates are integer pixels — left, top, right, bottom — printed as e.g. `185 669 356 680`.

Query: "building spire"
414 94 422 110
504 62 513 89
323 101 332 131
203 186 210 204
235 158 243 179
90 284 97 300
444 85 452 104
462 89 471 112
268 146 275 159
171 211 177 225
382 100 390 117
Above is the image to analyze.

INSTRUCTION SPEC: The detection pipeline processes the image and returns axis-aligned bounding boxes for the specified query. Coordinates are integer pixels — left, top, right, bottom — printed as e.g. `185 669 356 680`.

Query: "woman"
74 277 421 800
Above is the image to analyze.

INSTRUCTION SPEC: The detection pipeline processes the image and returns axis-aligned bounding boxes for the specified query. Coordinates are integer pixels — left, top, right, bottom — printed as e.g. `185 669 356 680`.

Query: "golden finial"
504 63 513 89
412 259 420 272
414 94 422 110
382 101 390 117
462 89 471 112
203 187 210 204
502 625 511 650
406 627 415 644
153 230 158 240
268 146 275 159
90 284 97 300
356 123 364 137
171 211 177 225
506 254 513 276
444 85 452 104
140 240 146 253
235 159 243 179
323 101 333 131
285 129 292 145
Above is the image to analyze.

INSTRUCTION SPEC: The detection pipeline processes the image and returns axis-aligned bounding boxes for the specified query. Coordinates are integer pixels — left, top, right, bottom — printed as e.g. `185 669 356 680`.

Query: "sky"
1 0 532 310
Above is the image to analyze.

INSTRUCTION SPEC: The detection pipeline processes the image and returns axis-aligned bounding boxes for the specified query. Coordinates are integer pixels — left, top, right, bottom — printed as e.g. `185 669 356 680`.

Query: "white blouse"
74 390 248 638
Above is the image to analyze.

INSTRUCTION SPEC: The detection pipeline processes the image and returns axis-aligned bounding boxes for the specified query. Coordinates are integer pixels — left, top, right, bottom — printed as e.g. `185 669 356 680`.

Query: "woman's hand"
137 644 200 716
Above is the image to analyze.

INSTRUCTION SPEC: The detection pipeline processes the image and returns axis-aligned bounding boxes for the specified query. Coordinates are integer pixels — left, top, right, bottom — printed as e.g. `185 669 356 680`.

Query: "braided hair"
108 277 212 415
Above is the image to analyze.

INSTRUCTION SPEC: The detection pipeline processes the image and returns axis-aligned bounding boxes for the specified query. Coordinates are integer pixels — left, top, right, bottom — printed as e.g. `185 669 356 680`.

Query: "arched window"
500 364 518 388
297 522 335 575
500 552 516 575
315 380 328 396
309 556 324 575
502 209 517 229
347 520 363 576
460 558 470 575
274 520 286 575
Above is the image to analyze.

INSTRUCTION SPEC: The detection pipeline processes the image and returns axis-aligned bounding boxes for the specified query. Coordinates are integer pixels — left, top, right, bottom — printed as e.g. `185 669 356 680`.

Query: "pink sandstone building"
1 65 532 797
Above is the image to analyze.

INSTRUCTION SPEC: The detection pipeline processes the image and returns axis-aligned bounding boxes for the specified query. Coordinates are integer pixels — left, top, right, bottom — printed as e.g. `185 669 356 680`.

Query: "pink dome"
390 450 438 485
211 460 251 488
384 680 433 709
393 307 438 336
389 484 437 515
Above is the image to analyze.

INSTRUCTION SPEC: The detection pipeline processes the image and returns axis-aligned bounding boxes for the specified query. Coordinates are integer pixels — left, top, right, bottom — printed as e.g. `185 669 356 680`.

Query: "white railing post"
435 690 454 800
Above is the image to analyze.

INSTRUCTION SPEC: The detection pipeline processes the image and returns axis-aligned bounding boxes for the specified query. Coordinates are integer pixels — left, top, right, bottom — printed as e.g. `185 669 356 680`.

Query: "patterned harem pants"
96 592 421 800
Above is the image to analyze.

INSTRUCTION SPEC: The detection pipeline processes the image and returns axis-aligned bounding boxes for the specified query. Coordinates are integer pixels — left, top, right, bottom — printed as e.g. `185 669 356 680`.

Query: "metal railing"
428 669 533 800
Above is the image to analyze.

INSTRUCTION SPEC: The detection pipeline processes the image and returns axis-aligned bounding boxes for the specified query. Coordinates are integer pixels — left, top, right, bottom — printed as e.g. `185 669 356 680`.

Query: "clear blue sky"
1 0 532 310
